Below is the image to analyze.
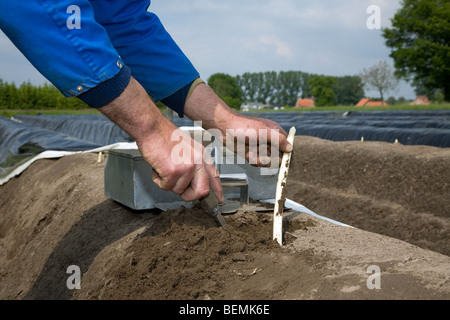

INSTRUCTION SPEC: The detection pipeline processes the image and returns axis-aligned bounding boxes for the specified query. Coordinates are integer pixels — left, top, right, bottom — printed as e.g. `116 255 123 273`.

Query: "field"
281 103 450 113
0 135 449 300
1 103 450 118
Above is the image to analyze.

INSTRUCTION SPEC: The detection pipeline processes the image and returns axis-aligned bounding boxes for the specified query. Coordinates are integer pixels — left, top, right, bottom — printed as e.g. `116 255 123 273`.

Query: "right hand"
137 117 223 203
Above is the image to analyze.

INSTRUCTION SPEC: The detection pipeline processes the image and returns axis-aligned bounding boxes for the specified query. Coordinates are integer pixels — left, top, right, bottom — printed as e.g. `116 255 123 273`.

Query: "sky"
0 0 416 99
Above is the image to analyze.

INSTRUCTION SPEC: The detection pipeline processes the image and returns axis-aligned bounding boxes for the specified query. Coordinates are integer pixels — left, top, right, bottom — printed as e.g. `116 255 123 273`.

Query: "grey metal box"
217 152 278 200
104 149 191 211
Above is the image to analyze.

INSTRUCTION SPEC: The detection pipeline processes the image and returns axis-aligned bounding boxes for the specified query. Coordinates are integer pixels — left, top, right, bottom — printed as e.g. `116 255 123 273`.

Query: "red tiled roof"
367 101 388 106
356 98 388 107
296 99 315 108
356 98 371 107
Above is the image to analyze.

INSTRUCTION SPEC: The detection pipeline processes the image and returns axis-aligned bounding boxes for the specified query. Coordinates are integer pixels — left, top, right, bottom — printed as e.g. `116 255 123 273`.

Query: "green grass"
0 105 170 118
307 103 450 112
252 103 450 114
0 108 101 118
1 103 449 119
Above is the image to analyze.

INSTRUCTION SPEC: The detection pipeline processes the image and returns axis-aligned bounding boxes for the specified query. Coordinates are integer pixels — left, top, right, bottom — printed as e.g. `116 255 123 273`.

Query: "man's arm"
98 77 223 203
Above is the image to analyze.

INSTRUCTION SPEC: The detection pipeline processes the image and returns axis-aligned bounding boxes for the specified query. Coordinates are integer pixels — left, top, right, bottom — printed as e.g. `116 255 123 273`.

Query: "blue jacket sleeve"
90 0 200 113
0 1 129 108
0 0 200 112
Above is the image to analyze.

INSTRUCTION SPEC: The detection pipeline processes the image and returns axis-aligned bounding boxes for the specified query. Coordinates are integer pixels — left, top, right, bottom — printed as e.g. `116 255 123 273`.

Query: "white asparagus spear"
273 126 296 246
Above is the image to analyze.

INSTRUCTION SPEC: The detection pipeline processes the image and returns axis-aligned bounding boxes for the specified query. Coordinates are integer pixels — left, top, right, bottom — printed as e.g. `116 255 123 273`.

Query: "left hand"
184 83 293 168
218 113 292 168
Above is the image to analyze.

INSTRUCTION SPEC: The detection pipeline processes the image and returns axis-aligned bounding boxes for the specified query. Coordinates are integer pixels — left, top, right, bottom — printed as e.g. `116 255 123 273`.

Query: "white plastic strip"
0 142 138 186
262 198 352 228
0 126 204 186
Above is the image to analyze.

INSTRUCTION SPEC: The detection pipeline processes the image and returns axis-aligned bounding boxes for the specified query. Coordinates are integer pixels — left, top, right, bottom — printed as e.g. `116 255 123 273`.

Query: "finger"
245 130 285 167
254 119 291 154
152 165 186 193
269 129 292 153
205 163 224 203
151 169 164 189
280 135 293 153
180 165 210 202
259 118 288 136
171 170 195 195
245 149 271 168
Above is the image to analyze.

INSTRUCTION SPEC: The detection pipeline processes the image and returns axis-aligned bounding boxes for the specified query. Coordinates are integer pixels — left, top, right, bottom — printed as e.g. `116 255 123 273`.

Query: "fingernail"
286 143 293 152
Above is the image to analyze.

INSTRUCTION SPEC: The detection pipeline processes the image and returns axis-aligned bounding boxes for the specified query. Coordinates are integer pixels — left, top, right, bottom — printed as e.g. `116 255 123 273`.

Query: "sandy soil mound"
0 136 449 300
288 136 450 256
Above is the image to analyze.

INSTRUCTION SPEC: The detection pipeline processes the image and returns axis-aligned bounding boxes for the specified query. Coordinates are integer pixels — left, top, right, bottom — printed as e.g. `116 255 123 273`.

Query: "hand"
138 117 223 203
184 83 293 168
220 113 292 167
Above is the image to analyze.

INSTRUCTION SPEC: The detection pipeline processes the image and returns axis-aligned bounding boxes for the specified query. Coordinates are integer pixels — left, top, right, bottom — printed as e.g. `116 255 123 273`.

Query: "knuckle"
197 187 210 199
171 186 184 195
156 183 171 192
181 162 195 174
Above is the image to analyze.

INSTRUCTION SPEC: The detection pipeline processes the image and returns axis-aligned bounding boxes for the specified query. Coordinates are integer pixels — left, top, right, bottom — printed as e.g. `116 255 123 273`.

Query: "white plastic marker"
273 126 296 246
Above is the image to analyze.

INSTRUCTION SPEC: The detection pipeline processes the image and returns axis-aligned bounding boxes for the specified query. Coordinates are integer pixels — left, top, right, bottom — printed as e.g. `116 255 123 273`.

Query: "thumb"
258 118 292 153
282 139 293 153
152 170 163 189
276 130 293 154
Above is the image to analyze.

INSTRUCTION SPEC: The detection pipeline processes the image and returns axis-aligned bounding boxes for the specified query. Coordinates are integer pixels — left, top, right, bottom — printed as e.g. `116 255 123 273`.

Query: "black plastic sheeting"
1 110 450 178
13 114 133 146
0 114 133 176
238 110 450 148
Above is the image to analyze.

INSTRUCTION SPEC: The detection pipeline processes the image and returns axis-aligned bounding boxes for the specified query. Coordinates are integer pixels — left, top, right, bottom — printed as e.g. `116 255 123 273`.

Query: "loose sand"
0 136 449 300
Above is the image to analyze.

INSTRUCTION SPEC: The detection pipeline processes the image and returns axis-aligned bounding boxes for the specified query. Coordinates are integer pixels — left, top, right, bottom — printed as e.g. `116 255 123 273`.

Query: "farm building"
295 98 315 108
410 96 430 105
356 98 388 107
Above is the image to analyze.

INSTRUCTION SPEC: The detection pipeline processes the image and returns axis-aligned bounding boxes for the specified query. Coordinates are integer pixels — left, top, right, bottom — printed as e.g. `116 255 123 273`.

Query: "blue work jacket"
0 0 199 111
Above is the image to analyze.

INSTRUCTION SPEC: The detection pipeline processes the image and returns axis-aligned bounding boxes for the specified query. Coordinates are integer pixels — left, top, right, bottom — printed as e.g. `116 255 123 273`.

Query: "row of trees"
209 71 365 109
0 80 87 109
0 66 397 110
0 70 368 111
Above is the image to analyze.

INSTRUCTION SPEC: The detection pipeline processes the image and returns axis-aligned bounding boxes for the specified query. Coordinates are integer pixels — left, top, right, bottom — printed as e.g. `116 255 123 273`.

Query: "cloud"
258 35 294 60
0 31 49 85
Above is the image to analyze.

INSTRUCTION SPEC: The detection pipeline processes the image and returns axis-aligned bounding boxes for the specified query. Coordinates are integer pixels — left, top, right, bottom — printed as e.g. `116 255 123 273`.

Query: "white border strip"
0 142 138 186
261 198 352 227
